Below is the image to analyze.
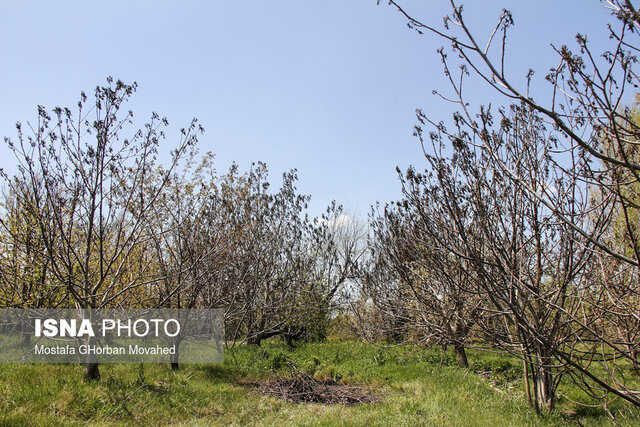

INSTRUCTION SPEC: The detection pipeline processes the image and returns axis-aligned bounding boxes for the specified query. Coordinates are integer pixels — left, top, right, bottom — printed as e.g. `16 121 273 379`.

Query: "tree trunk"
171 340 180 370
523 354 532 405
21 330 31 350
454 343 469 368
531 348 555 412
83 362 100 380
83 334 100 380
533 364 554 412
247 335 262 346
247 330 281 346
285 334 294 348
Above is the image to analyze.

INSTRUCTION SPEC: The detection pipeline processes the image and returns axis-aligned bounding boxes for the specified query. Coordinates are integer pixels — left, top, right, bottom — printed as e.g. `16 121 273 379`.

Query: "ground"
0 341 638 426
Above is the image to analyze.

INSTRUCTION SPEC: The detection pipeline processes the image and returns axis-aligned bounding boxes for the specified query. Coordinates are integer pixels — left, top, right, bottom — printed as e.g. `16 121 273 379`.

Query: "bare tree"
361 185 480 367
380 0 640 412
1 78 202 379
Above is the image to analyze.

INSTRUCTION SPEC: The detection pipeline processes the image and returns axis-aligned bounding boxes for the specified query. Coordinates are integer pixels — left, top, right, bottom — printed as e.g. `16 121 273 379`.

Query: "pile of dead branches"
255 373 381 405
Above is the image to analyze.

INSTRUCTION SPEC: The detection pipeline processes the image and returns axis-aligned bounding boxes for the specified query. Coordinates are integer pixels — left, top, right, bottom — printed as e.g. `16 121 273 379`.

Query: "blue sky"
0 1 611 219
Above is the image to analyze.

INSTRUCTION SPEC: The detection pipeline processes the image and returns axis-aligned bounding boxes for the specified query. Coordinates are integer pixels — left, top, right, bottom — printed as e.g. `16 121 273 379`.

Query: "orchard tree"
363 168 482 367
381 0 640 412
0 179 62 309
1 78 202 379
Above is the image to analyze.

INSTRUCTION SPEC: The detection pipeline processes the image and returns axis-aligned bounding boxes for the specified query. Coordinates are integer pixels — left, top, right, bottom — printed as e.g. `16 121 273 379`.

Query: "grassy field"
0 340 638 426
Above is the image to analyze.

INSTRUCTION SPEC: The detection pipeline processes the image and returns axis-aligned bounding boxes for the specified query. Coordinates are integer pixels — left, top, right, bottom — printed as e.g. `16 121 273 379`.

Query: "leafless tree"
381 0 640 412
1 78 201 379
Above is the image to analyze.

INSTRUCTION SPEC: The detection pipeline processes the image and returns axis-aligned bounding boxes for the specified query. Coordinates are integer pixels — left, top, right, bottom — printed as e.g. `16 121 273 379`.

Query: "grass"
0 340 638 426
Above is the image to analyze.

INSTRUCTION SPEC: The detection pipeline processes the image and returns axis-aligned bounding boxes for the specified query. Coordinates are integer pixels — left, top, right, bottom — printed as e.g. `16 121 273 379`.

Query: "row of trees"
0 79 362 378
359 104 607 412
358 0 640 415
2 1 639 419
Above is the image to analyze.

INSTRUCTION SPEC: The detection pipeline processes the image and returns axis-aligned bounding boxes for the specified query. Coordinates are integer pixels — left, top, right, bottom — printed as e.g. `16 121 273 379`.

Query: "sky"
0 1 613 220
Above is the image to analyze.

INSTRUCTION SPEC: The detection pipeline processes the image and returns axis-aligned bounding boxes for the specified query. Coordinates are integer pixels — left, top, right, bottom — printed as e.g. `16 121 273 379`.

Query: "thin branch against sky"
0 1 609 218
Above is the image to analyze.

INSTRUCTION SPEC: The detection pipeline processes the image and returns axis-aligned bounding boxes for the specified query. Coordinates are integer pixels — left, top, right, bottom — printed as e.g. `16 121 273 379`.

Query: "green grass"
0 341 638 426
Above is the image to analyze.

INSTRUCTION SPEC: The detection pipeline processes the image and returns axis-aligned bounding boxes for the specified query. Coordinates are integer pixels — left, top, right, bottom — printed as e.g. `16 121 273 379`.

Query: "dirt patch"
244 374 382 405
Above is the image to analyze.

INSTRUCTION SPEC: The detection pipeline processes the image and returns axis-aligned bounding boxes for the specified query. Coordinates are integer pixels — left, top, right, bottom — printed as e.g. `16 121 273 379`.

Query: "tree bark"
170 338 181 370
534 364 554 412
83 334 100 380
530 348 555 413
454 343 469 368
83 362 100 380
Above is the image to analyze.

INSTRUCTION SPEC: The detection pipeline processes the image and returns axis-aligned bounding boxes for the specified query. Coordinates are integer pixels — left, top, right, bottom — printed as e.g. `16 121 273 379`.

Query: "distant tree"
363 168 481 367
0 178 62 309
221 165 355 346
